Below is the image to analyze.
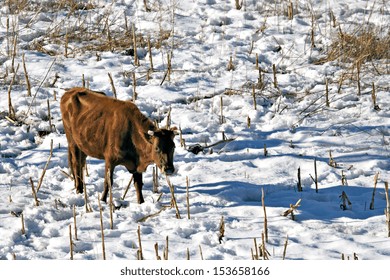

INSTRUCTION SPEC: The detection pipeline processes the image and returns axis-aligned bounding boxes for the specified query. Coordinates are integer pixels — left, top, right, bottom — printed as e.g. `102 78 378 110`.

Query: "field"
0 0 390 260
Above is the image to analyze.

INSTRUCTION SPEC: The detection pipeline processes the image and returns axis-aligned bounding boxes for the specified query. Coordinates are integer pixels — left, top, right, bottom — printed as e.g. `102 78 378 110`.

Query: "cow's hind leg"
101 161 114 203
68 143 86 194
133 172 145 204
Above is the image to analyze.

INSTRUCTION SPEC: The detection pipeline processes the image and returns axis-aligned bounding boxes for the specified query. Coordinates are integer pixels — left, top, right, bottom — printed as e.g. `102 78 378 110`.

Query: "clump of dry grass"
6 0 95 14
327 29 390 63
4 0 172 57
316 25 390 93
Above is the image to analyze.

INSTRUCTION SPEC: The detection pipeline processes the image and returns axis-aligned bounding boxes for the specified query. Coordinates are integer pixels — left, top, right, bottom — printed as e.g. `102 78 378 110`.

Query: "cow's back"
60 87 152 161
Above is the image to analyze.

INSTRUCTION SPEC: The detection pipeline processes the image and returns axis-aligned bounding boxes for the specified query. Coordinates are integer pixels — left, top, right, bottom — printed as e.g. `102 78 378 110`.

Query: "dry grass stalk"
186 176 190 219
235 0 242 10
10 23 18 73
60 169 73 180
6 17 10 57
47 99 53 132
371 82 381 110
328 150 337 167
84 159 89 178
147 36 154 71
137 205 170 223
356 62 361 96
261 232 270 260
227 56 235 71
83 177 92 213
341 170 348 186
339 191 352 210
152 166 159 193
309 158 319 193
287 1 293 20
385 182 390 237
220 96 225 124
330 10 337 28
163 236 169 260
282 199 301 220
36 139 53 193
143 0 151 12
252 84 257 110
29 177 39 206
218 216 225 244
272 64 278 88
73 205 78 240
121 175 133 200
69 224 73 260
325 78 329 107
64 29 69 58
167 52 172 82
297 167 302 192
7 64 18 120
282 235 288 260
310 15 315 48
82 74 85 88
199 245 204 260
337 72 346 93
179 126 185 148
252 238 259 260
263 143 268 157
261 188 268 242
186 248 190 260
132 24 139 66
165 175 181 219
137 225 143 260
22 53 31 97
154 243 161 260
21 213 25 235
166 106 172 129
369 172 380 210
371 82 376 107
107 73 117 99
98 196 106 260
258 68 264 90
107 170 114 230
132 72 137 101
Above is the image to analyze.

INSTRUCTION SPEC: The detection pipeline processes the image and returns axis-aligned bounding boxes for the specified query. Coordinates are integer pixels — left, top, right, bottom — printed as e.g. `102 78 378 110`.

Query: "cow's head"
148 127 178 175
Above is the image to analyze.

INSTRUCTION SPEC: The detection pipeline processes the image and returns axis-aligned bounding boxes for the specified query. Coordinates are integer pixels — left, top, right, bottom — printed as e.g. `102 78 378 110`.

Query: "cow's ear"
170 126 179 136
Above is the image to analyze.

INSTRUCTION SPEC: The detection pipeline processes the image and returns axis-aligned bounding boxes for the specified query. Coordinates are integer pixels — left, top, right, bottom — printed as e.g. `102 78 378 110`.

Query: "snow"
0 0 389 262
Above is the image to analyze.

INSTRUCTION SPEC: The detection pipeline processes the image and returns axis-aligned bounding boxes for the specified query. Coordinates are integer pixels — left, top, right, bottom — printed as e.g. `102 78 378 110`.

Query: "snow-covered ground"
0 0 389 261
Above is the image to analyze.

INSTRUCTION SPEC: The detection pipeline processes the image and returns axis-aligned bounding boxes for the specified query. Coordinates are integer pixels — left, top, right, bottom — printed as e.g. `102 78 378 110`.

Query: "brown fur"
60 87 177 203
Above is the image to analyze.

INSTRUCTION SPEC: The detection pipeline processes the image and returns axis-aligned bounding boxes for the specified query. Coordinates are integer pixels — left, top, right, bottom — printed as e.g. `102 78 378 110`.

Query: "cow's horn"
147 130 154 136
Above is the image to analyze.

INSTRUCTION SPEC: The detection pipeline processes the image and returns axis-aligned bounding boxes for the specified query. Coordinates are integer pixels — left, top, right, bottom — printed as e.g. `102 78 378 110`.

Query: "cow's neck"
134 116 157 172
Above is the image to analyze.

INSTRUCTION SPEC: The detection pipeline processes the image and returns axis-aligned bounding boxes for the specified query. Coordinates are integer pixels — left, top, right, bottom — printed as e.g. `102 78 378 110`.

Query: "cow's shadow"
172 180 388 222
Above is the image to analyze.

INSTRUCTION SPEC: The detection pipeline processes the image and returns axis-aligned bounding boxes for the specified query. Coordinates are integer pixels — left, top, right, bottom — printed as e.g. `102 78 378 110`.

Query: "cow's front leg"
133 172 144 204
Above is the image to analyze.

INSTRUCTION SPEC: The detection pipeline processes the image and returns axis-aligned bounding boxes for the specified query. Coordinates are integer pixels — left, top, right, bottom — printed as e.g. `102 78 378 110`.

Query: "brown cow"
60 87 177 204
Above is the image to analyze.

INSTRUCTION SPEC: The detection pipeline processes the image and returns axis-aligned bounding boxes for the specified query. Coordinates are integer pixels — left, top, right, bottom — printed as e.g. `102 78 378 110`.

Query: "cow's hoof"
138 198 145 204
100 196 108 204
